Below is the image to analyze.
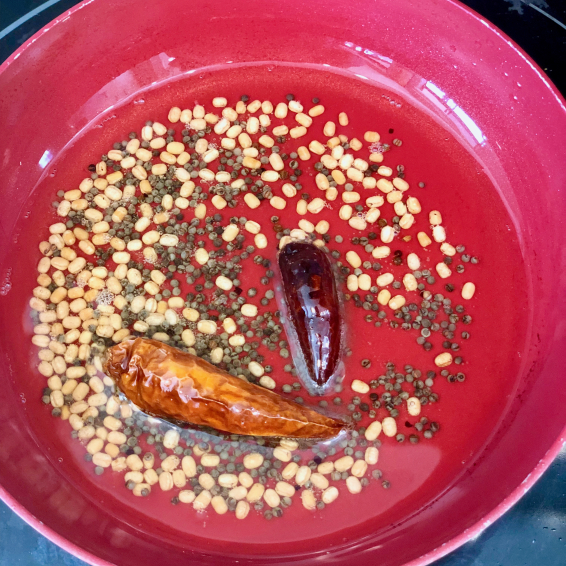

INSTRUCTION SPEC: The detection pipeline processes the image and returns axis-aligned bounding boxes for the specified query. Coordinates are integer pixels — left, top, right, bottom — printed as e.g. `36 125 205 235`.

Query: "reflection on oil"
343 40 486 148
68 51 184 136
38 149 52 169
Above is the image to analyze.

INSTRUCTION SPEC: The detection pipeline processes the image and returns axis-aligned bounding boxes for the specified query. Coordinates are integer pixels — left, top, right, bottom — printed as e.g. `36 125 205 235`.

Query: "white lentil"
349 216 367 231
339 154 354 170
107 431 127 445
210 347 223 364
280 440 299 453
126 454 144 471
295 466 312 486
243 453 264 469
405 196 421 213
157 471 174 492
372 246 390 259
345 250 361 268
332 169 346 185
273 447 292 462
210 495 228 515
351 460 368 478
88 393 108 407
376 272 394 287
441 242 456 256
403 273 418 291
244 193 260 209
407 396 422 416
334 455 354 472
259 375 276 390
257 135 276 148
262 170 280 183
346 476 362 494
296 112 313 128
179 490 196 504
289 126 307 139
287 100 303 113
399 213 414 230
274 102 288 118
380 226 395 243
365 446 379 465
301 489 317 510
254 233 268 249
351 379 370 394
182 456 197 478
264 489 281 508
432 225 447 243
215 275 233 291
198 473 215 491
270 196 286 210
112 251 130 264
275 481 295 498
388 295 406 310
339 205 353 221
382 417 397 437
279 183 296 198
212 97 227 108
317 461 334 475
376 178 393 194
309 140 326 155
322 486 339 504
248 360 265 377
365 420 382 441
407 253 421 270
346 167 364 183
72 382 89 401
104 416 122 431
435 352 453 367
358 273 371 291
246 483 265 503
220 224 239 242
194 203 207 219
238 472 254 489
163 429 180 449
309 473 329 490
315 173 330 191
323 120 336 137
435 262 452 279
211 195 227 210
235 500 250 519
193 490 212 510
429 210 442 225
462 282 476 299
417 232 432 247
86 437 104 455
197 320 217 335
222 486 244 504
361 177 376 190
337 112 348 126
267 153 284 172
194 248 209 266
217 473 238 488
296 199 308 215
306 198 325 214
392 177 409 192
168 106 182 122
92 453 112 468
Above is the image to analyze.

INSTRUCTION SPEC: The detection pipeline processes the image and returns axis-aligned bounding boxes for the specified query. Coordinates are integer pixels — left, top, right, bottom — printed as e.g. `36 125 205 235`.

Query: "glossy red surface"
105 338 344 438
0 1 565 565
277 241 343 394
